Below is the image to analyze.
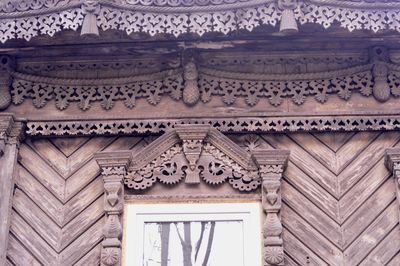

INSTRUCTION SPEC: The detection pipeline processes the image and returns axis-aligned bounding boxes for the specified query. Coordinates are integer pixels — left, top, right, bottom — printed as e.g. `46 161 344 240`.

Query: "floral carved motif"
1 0 400 42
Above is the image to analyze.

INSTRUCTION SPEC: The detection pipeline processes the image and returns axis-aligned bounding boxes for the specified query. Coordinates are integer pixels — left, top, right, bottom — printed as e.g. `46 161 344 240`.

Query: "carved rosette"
253 150 290 266
385 148 400 223
95 152 131 266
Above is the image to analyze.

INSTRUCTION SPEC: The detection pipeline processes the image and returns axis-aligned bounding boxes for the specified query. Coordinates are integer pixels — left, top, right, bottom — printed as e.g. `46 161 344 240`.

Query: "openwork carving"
253 150 289 266
11 69 183 110
9 55 400 110
94 151 131 266
1 0 400 42
25 114 400 137
385 148 400 223
124 125 261 191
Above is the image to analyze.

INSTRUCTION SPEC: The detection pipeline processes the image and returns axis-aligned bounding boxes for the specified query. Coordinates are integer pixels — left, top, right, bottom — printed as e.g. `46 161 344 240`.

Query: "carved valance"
4 46 400 112
1 0 400 43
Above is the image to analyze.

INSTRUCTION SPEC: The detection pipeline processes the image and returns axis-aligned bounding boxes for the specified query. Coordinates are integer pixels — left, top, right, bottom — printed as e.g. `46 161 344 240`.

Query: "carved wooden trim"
9 47 400 109
25 114 400 137
125 125 261 191
0 113 24 266
95 152 131 266
385 148 400 224
1 0 400 42
253 149 289 266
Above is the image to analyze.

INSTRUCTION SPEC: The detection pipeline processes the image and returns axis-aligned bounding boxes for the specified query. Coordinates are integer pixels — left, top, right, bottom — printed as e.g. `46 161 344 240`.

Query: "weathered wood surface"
260 131 400 265
0 143 19 266
5 132 400 266
6 136 143 266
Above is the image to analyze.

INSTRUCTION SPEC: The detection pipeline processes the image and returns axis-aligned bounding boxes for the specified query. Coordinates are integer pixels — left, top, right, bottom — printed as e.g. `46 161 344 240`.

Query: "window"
123 202 262 266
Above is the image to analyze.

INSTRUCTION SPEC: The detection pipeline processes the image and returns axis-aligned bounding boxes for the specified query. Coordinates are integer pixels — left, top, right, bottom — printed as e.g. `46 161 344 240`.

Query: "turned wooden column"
95 151 131 266
0 114 24 265
253 149 289 266
385 148 400 222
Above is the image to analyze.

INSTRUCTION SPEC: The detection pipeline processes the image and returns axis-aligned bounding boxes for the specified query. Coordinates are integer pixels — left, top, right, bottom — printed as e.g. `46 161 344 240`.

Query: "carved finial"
81 0 100 36
278 0 298 34
370 46 390 102
0 56 14 110
182 59 200 106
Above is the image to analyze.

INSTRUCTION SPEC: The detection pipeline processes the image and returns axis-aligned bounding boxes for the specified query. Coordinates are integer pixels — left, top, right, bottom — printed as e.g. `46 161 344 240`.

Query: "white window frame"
123 202 262 266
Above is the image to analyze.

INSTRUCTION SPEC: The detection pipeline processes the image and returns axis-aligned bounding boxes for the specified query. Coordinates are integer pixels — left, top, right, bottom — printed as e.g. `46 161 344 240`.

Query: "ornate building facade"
1 0 400 265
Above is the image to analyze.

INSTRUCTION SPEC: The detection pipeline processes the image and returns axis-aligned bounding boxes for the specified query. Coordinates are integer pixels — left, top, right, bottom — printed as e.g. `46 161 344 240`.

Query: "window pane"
143 221 244 266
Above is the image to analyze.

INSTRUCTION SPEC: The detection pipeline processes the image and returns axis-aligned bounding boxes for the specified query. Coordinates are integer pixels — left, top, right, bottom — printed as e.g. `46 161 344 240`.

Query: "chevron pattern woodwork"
258 131 400 266
6 136 144 266
5 132 400 265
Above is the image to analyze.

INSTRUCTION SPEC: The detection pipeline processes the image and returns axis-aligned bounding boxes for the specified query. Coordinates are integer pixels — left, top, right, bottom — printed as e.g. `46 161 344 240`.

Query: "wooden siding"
6 132 400 266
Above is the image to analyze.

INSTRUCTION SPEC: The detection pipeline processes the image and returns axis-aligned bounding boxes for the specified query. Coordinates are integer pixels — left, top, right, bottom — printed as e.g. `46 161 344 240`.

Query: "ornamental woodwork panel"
5 135 146 266
5 131 400 265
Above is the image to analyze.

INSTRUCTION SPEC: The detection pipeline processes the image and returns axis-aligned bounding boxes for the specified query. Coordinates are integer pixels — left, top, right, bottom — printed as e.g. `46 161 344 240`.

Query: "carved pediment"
124 124 261 191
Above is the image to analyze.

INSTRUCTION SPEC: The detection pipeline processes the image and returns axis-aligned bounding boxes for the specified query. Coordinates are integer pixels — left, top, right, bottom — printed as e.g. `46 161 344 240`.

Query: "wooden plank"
63 176 104 226
5 258 15 266
262 134 338 197
359 224 400 265
341 178 396 248
282 229 329 266
51 137 90 157
65 137 117 177
0 144 18 265
18 144 65 200
282 180 342 247
9 211 58 266
59 219 104 266
27 138 69 178
6 235 41 266
64 136 141 201
344 201 399 265
312 132 355 152
281 204 343 265
387 252 400 266
338 131 400 195
74 243 101 266
334 131 379 175
60 197 104 250
284 162 339 221
339 158 390 222
15 166 64 226
12 189 61 251
284 254 299 266
288 133 337 174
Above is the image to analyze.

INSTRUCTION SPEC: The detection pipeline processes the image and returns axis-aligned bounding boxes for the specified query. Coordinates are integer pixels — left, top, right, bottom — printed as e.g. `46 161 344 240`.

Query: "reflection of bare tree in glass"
160 223 170 266
165 222 216 266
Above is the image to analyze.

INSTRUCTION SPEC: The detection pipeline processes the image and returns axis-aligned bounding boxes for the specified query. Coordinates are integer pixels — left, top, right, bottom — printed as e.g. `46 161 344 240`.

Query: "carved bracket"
385 148 400 224
0 114 24 157
95 151 131 266
253 149 290 266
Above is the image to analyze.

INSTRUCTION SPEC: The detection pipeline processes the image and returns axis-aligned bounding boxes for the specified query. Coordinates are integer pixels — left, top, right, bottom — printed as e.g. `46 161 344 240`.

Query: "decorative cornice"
1 0 400 42
9 49 400 110
24 114 400 137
